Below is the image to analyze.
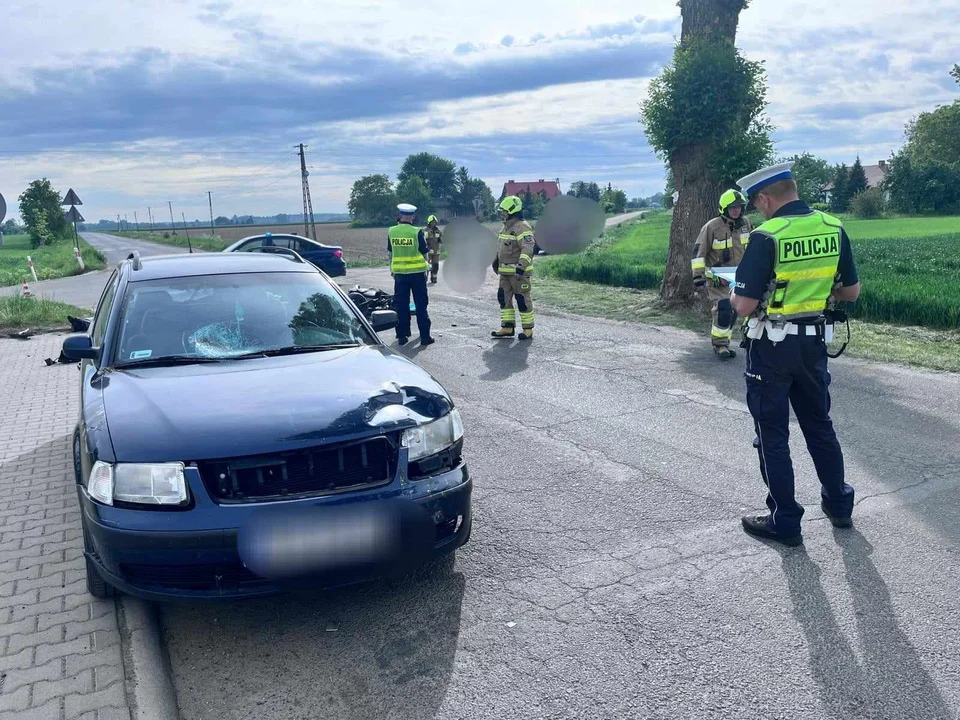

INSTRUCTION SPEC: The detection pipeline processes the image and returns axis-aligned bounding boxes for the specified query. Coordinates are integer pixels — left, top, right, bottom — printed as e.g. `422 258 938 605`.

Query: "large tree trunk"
659 0 746 306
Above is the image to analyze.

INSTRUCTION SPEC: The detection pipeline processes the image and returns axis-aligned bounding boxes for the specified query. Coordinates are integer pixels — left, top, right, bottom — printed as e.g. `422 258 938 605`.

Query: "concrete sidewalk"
0 334 130 720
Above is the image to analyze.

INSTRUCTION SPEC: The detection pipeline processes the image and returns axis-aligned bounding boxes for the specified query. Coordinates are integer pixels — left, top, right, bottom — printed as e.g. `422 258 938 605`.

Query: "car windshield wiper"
117 355 226 369
233 343 361 359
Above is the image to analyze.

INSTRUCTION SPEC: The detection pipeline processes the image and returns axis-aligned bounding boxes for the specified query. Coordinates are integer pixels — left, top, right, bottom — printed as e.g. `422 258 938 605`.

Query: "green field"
0 234 106 287
538 213 960 330
114 230 227 252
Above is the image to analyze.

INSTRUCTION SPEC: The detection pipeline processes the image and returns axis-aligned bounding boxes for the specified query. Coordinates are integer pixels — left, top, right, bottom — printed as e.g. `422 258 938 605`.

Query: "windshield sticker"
129 349 152 360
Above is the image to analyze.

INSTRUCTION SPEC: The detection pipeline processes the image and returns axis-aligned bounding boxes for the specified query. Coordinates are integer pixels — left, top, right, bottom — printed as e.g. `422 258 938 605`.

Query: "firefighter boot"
518 328 533 341
492 326 515 338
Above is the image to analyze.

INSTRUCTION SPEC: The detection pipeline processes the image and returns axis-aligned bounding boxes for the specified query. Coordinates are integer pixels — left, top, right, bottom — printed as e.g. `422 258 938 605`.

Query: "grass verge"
0 234 106 287
113 230 227 251
534 275 960 374
0 296 91 332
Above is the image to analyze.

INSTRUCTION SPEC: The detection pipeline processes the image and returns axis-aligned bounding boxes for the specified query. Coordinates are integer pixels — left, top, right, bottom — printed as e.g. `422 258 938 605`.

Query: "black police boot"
741 515 803 547
420 336 436 346
821 501 853 529
397 337 409 346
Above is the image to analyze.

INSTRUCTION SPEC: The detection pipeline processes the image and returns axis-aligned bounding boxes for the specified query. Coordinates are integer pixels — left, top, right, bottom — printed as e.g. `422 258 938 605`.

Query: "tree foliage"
397 153 456 202
640 36 773 187
782 152 832 204
395 175 435 219
847 157 868 199
829 164 850 213
18 179 68 247
600 184 628 214
521 191 545 220
848 187 886 218
566 181 601 202
882 68 960 214
348 174 397 226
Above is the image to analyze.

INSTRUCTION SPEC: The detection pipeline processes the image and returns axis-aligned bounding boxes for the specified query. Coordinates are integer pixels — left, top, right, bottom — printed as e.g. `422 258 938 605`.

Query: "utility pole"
147 207 154 229
182 212 193 253
168 201 177 234
207 191 215 237
117 215 121 233
296 143 318 241
134 211 140 231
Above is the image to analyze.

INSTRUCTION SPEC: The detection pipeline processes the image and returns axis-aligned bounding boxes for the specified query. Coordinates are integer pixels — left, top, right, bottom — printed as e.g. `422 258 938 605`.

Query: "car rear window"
114 272 373 364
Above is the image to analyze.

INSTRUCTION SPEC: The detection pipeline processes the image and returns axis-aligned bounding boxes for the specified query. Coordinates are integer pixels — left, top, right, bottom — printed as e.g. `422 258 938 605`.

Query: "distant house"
500 179 562 201
823 160 890 204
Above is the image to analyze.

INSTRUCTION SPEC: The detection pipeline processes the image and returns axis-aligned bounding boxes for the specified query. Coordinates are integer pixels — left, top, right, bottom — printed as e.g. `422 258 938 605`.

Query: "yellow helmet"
499 195 523 215
426 214 438 224
719 189 746 214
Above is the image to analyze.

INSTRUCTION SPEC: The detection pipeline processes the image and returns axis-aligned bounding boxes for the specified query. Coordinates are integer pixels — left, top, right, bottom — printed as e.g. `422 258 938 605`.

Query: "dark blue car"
222 233 347 277
62 251 471 600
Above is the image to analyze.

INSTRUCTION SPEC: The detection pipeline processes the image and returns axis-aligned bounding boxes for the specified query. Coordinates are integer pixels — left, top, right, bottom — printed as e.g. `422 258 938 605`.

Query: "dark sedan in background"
62 250 471 600
223 232 347 277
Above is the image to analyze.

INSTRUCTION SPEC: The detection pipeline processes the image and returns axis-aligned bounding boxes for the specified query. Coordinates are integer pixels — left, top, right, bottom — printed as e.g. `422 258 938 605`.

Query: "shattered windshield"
114 272 372 365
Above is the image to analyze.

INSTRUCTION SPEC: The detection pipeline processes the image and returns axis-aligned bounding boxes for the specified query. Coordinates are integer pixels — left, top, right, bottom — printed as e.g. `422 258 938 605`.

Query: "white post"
74 246 86 271
27 256 39 283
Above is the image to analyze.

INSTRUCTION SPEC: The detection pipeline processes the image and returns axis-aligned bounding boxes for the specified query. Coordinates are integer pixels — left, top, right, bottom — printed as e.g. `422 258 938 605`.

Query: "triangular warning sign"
65 207 85 223
62 189 82 206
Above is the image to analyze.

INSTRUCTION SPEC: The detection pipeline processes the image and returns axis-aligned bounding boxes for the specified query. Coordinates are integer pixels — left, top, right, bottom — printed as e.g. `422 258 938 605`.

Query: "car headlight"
402 409 464 462
88 461 189 506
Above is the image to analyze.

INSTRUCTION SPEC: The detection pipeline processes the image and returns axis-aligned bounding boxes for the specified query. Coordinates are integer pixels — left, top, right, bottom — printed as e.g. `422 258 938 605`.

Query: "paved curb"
117 597 181 720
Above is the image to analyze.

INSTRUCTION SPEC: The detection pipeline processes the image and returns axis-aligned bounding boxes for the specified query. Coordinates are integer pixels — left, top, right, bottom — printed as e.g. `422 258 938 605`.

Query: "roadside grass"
0 234 106 287
538 215 960 330
114 230 227 251
0 295 90 332
534 275 960 374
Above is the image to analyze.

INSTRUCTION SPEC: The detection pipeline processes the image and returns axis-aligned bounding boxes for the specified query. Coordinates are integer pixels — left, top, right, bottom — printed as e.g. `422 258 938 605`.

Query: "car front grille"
121 562 268 593
197 437 395 503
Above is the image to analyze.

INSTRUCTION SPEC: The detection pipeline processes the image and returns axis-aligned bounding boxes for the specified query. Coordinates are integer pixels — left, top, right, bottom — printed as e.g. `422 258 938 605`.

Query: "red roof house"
501 179 562 201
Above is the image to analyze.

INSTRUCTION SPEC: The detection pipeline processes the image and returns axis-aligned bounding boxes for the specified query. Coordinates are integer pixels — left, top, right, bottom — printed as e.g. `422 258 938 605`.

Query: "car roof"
236 233 320 244
122 252 320 281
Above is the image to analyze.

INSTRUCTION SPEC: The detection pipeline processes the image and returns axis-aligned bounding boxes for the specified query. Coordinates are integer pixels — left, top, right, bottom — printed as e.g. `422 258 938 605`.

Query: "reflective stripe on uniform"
774 265 838 282
691 257 706 271
519 254 532 263
711 325 733 339
712 238 732 250
519 311 534 328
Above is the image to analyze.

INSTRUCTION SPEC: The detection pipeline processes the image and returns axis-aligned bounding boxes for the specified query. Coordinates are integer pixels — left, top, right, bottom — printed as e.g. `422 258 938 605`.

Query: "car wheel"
81 516 117 599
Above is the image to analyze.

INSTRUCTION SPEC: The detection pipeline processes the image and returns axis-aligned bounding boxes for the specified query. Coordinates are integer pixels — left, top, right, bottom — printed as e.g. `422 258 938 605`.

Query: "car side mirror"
370 310 398 332
62 334 99 361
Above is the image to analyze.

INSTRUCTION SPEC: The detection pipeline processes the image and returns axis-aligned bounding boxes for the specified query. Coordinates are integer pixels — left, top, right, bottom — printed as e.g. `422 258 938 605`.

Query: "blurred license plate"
238 501 430 580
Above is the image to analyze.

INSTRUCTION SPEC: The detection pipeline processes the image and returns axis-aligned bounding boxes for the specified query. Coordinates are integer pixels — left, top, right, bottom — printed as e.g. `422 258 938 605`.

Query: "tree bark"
660 0 747 306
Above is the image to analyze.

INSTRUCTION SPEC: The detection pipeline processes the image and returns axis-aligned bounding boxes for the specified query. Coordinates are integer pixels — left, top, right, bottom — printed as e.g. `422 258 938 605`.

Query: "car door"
288 238 319 265
77 271 119 481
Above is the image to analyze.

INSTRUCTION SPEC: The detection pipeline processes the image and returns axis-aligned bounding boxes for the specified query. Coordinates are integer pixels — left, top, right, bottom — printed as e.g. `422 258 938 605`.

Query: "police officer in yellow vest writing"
730 161 860 546
388 203 434 347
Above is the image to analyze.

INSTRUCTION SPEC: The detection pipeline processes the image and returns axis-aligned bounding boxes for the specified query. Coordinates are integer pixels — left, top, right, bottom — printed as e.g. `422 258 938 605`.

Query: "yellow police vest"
389 224 429 274
758 211 843 321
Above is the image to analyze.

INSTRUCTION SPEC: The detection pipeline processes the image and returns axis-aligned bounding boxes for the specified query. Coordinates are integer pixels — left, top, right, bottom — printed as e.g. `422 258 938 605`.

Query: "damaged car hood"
101 345 453 462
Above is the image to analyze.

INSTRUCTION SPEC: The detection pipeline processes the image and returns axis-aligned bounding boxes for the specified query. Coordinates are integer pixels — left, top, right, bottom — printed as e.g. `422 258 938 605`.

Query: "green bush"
810 202 830 212
849 188 886 219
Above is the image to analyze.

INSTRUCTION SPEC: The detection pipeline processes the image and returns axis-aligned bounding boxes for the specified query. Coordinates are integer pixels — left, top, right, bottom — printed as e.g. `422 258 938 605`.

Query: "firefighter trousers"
707 285 736 348
497 273 534 330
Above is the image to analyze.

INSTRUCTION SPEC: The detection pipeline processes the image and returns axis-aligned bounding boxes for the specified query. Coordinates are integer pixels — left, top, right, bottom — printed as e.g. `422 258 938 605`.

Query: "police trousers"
745 333 854 535
498 273 534 330
393 272 431 340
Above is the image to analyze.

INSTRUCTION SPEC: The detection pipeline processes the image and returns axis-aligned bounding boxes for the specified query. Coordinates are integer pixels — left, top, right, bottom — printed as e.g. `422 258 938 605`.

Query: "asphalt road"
28 230 960 719
160 264 959 720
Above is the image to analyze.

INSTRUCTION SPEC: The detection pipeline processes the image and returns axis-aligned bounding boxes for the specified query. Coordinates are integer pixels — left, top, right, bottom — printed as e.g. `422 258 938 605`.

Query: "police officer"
731 161 860 546
491 195 536 340
424 215 442 284
388 203 434 347
692 189 753 359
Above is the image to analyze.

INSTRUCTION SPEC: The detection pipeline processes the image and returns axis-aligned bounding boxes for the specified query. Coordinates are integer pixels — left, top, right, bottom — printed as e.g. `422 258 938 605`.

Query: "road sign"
62 188 82 206
0 192 6 224
65 206 85 223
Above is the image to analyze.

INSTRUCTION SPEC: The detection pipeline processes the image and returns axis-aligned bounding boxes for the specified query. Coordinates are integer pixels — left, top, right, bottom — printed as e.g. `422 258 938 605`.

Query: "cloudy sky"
1 0 956 223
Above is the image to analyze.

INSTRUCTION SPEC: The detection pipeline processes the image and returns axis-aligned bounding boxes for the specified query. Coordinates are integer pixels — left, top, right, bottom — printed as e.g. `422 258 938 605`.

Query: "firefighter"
491 195 536 340
425 214 442 284
691 189 753 359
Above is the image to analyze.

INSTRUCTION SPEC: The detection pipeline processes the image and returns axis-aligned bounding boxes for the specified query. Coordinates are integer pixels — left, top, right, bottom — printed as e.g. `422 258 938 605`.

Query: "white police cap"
736 161 795 197
397 203 417 215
